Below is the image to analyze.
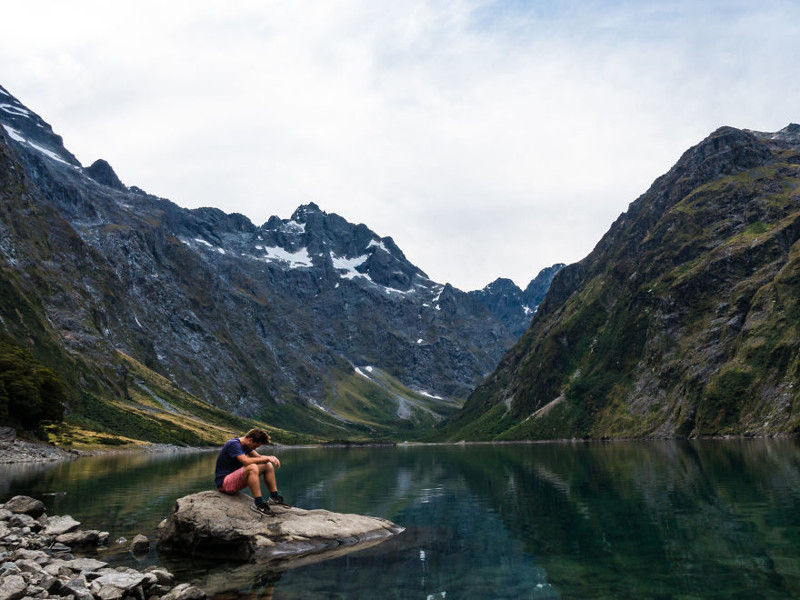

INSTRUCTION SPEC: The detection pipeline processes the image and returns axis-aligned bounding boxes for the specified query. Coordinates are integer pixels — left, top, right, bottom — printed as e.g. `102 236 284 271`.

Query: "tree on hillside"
0 343 66 432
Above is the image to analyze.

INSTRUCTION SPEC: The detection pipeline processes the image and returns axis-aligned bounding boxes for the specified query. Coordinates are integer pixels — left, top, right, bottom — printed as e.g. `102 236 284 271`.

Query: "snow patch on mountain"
281 220 305 234
431 285 445 310
183 237 228 256
354 366 374 379
261 245 313 267
2 124 25 142
2 124 74 166
331 253 369 279
0 104 30 117
367 239 389 253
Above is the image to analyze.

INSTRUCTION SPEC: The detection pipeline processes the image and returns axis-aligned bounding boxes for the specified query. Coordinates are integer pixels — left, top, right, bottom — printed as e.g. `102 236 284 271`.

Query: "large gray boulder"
157 491 403 563
43 515 81 536
3 496 45 518
0 574 27 600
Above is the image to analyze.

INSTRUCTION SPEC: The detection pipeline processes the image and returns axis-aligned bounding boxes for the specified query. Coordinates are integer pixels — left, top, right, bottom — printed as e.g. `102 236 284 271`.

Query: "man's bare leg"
258 463 290 507
259 462 278 494
243 464 264 499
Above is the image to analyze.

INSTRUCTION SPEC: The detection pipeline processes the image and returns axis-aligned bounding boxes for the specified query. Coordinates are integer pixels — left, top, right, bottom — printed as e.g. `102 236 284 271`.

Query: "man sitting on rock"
214 428 290 516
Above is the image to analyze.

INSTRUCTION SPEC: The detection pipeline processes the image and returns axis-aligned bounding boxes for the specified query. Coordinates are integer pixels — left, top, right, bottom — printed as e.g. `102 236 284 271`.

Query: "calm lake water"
2 439 800 599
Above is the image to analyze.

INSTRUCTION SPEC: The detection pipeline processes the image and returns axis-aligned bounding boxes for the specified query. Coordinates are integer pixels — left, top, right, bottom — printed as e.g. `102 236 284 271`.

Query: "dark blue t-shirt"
214 438 246 487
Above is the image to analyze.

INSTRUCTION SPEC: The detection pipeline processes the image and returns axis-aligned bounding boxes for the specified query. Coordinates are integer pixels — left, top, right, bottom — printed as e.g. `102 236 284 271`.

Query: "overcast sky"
2 1 799 291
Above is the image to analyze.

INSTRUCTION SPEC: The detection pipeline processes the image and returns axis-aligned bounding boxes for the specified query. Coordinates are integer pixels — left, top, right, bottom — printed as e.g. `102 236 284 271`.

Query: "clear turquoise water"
2 439 800 599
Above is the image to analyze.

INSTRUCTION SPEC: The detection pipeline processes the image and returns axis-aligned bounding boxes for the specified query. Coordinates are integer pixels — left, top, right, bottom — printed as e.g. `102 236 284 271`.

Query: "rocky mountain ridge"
444 124 800 440
0 83 558 441
469 264 565 338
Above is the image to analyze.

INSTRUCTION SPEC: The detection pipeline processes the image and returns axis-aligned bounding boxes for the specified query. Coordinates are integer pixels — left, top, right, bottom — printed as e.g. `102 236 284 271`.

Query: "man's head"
242 428 271 450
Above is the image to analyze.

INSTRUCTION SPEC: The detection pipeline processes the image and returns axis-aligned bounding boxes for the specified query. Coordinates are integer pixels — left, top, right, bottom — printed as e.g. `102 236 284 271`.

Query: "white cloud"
1 0 799 290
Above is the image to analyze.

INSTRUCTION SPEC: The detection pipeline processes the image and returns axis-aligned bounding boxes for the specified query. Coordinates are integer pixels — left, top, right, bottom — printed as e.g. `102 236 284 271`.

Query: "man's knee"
259 462 274 475
244 464 259 476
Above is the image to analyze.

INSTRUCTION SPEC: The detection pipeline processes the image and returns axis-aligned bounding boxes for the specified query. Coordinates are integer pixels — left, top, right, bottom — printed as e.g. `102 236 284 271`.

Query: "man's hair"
244 428 271 445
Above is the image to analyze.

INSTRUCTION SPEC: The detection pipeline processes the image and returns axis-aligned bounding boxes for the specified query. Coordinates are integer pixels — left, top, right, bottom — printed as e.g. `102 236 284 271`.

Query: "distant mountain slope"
443 125 800 440
469 264 565 337
0 83 556 442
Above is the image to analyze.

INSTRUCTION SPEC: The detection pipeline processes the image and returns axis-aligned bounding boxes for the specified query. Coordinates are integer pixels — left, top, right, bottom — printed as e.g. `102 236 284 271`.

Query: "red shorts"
219 467 247 494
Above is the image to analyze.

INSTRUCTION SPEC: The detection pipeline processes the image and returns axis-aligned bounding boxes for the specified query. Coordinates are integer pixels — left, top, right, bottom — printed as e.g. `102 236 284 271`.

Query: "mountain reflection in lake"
2 439 799 599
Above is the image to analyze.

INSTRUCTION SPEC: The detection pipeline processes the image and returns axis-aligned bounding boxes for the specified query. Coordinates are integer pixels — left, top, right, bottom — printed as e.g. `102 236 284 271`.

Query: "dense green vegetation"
65 351 318 447
0 341 66 432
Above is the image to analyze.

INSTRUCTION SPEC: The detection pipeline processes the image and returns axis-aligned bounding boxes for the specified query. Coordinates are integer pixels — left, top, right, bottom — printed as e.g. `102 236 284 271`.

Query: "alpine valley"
445 124 800 441
3 82 799 448
0 83 562 446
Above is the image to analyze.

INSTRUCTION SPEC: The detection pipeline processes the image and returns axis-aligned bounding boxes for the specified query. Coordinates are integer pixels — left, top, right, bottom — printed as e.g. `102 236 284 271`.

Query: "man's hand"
238 450 280 467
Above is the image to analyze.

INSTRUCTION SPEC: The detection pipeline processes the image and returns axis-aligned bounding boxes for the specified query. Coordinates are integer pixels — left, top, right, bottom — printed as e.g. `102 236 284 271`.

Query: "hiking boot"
268 495 291 508
250 502 274 516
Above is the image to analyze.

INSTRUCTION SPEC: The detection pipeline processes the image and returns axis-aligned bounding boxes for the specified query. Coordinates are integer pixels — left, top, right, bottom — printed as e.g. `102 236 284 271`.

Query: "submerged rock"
157 491 403 563
129 534 150 556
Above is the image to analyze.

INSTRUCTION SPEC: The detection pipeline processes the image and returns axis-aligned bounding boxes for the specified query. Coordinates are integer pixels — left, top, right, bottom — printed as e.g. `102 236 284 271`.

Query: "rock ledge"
157 491 403 563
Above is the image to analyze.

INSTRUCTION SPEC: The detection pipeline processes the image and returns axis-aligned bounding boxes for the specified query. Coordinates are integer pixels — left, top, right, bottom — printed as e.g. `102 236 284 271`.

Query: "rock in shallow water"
157 491 403 563
3 496 45 518
56 529 108 546
129 534 150 556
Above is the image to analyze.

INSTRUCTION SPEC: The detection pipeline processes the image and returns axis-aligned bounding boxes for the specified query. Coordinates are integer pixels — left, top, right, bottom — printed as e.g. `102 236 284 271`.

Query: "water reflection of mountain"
441 439 800 598
2 441 799 598
229 484 558 599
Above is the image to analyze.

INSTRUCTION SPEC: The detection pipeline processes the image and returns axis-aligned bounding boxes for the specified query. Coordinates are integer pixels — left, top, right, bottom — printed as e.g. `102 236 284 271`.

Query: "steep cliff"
445 125 800 440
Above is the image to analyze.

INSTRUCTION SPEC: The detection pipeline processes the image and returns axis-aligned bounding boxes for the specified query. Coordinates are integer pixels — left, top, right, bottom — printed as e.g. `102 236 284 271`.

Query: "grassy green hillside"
323 366 462 438
41 351 316 448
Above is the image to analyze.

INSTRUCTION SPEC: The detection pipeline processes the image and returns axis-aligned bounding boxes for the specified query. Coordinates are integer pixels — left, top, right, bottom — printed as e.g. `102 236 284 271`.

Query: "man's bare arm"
236 452 281 467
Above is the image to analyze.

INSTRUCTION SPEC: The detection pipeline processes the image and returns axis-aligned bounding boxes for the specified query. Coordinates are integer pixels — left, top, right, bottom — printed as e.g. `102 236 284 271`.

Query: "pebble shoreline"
0 437 212 465
0 439 78 465
0 495 206 600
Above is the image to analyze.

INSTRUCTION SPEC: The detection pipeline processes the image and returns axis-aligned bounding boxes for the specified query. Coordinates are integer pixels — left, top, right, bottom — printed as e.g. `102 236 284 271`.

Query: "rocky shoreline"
0 440 78 465
0 428 217 465
0 495 206 600
0 429 78 465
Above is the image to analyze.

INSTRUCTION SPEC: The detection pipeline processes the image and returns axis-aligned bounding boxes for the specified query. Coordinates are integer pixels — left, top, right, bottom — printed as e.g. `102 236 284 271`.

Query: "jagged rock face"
0 85 80 168
469 264 565 337
448 125 800 440
85 159 126 190
0 84 554 436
